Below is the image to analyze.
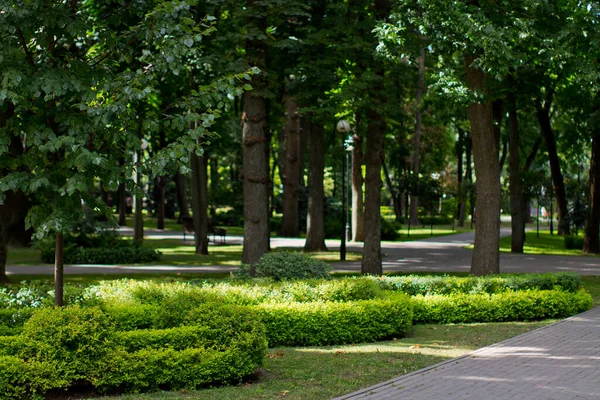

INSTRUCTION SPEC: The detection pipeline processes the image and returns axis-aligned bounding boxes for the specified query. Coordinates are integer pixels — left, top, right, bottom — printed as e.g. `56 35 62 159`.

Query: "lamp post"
337 119 351 261
134 138 149 243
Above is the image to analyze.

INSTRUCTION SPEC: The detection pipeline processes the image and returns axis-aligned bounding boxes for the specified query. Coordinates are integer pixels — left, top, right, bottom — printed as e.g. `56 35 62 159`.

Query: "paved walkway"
336 305 600 399
7 228 600 276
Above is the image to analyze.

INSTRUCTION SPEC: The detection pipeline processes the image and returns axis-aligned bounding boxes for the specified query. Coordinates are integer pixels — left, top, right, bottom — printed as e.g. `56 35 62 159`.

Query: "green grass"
498 231 590 256
391 225 471 242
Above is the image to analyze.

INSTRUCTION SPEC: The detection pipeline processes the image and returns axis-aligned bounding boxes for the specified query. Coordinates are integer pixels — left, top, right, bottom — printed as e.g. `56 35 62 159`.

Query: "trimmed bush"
239 251 332 281
419 216 453 225
412 289 593 324
253 294 413 346
0 356 29 399
381 218 401 240
376 273 582 295
564 235 584 250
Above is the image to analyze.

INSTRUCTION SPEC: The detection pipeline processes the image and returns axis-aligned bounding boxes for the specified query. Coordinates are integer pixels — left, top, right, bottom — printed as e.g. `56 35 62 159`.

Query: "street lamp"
337 119 351 261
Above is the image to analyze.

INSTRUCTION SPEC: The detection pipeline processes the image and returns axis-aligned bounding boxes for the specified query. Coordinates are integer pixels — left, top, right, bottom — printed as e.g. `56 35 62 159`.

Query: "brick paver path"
336 306 600 400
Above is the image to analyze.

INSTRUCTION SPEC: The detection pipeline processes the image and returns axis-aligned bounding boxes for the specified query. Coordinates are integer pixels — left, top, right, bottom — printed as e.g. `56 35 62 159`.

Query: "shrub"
0 356 29 399
376 273 582 295
253 294 413 346
239 251 332 281
381 218 401 240
20 306 116 391
418 216 454 225
412 289 593 324
564 235 584 250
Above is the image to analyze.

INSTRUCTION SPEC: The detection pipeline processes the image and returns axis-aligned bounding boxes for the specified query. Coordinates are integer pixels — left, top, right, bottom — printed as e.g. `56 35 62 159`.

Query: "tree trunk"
280 96 300 237
508 94 525 253
156 176 166 230
465 132 474 227
133 151 144 243
304 122 327 252
190 152 209 255
456 128 466 227
523 137 542 223
361 110 385 275
210 156 218 220
584 135 600 253
175 171 190 219
409 45 426 226
54 232 64 307
465 57 501 276
351 134 365 241
117 182 127 226
536 99 570 235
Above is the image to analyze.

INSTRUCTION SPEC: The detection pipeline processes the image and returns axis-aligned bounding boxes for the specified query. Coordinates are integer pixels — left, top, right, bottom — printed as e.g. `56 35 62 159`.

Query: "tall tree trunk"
242 3 269 266
465 57 501 276
280 96 300 237
117 182 127 225
584 135 600 253
175 171 189 219
456 128 466 227
190 153 209 255
304 122 327 252
536 97 570 235
54 232 64 307
156 176 166 230
409 45 426 226
382 157 403 222
351 134 365 241
210 156 218 220
508 94 525 253
133 148 144 243
361 110 385 275
465 132 475 228
524 137 542 223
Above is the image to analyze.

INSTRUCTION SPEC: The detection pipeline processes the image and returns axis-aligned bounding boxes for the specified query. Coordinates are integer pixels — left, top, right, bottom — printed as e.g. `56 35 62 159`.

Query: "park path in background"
336 305 600 400
6 228 600 276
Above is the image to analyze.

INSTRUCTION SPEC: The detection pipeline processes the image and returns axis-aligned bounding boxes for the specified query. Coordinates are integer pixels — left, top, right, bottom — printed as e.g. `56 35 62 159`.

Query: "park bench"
180 216 227 244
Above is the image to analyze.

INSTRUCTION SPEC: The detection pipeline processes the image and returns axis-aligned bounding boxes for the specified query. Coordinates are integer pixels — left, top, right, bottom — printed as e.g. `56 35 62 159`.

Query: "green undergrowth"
498 231 593 256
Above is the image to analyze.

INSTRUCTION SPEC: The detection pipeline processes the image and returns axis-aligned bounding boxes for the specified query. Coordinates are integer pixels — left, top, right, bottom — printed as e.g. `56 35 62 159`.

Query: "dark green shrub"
324 215 343 239
0 309 34 328
418 216 453 225
564 235 584 250
240 251 331 281
0 356 29 399
253 294 413 346
381 218 401 240
412 289 593 324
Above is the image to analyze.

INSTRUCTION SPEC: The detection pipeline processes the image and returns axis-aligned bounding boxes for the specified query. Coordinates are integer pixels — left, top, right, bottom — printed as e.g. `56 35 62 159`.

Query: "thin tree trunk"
351 134 365 241
465 56 501 276
190 152 209 255
457 128 466 227
584 135 600 253
305 122 327 252
508 94 525 253
465 132 474 227
361 110 385 275
118 182 127 225
133 148 144 243
156 176 166 230
175 171 189 219
382 157 402 222
536 97 570 235
54 232 64 307
280 96 300 237
409 45 426 226
523 137 542 224
210 156 218 220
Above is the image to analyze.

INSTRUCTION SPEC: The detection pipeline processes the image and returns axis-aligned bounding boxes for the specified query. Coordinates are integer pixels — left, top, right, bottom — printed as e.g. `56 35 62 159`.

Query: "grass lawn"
498 231 589 256
391 225 471 242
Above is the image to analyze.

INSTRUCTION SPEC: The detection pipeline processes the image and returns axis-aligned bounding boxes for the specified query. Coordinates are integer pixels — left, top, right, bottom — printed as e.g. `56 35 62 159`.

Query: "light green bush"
412 289 593 324
253 293 413 347
0 356 29 399
238 251 332 281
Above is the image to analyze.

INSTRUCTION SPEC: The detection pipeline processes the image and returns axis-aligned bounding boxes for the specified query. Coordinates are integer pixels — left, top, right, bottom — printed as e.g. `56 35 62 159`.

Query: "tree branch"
16 29 35 67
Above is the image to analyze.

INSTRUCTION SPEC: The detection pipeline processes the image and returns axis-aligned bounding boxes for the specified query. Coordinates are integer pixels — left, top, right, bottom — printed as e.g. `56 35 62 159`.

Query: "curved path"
6 228 600 276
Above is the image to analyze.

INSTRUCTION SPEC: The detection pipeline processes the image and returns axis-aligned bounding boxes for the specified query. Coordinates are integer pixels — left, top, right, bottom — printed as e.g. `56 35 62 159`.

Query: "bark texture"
361 110 385 275
537 97 570 235
351 134 365 241
190 153 209 255
584 135 600 253
304 122 327 252
175 171 190 219
508 95 525 253
465 57 501 276
280 96 300 237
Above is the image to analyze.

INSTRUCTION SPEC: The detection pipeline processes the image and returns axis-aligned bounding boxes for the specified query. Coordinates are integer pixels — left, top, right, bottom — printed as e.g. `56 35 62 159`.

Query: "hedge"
253 293 413 346
376 272 582 296
412 289 593 324
0 304 267 397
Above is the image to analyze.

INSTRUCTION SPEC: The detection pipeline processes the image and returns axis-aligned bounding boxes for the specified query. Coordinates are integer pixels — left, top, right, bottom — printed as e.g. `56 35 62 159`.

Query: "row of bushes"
0 304 267 398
